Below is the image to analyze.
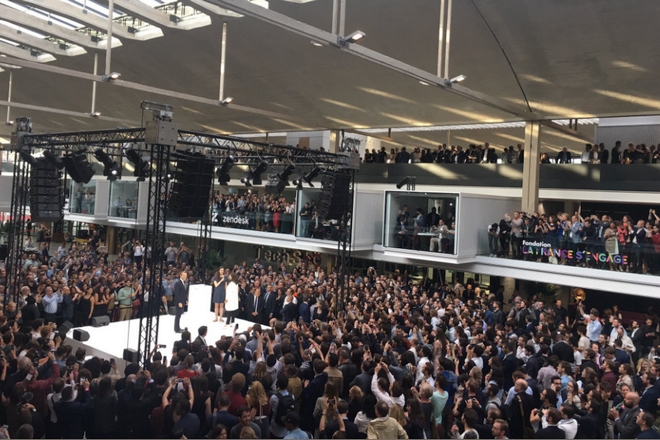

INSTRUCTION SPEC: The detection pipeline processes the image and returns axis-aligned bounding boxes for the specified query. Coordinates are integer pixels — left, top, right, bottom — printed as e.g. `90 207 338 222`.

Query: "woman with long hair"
404 398 426 440
212 268 227 323
224 272 239 328
246 381 270 437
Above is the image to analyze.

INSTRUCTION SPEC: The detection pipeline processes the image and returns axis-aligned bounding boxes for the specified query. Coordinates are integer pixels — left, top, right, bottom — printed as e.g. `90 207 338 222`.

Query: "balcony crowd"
363 141 660 164
487 209 660 274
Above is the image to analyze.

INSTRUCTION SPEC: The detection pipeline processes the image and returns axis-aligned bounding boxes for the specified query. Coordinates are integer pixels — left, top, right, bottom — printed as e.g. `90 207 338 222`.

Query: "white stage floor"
66 284 260 370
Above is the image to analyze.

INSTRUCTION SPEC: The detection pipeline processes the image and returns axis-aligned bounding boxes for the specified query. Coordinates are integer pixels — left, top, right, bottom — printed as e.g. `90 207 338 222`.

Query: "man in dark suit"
535 408 566 439
396 147 410 163
245 289 263 324
599 143 609 164
504 379 535 440
553 333 575 363
194 326 208 350
641 318 656 358
301 359 328 432
501 341 519 390
557 147 572 164
611 392 641 439
323 399 360 439
349 360 373 396
261 285 276 326
611 141 622 164
639 373 660 414
173 271 188 333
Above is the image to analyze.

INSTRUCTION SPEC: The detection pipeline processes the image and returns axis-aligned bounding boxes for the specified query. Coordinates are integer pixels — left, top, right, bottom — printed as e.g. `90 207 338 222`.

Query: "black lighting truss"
196 178 214 282
137 142 171 366
334 168 355 314
13 121 357 363
5 139 31 308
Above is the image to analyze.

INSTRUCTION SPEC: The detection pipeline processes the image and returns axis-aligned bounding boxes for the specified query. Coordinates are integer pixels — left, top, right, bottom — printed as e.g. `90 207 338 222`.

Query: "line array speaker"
29 158 63 222
317 170 351 221
168 152 215 220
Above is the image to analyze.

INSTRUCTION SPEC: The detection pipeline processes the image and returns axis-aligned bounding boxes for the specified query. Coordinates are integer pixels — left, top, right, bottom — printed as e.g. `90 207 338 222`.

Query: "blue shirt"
42 293 63 314
284 428 309 439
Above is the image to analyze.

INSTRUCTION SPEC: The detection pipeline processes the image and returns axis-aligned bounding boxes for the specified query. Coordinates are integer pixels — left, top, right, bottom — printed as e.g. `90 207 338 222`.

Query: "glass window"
69 181 96 215
109 181 139 218
384 191 457 254
295 189 342 241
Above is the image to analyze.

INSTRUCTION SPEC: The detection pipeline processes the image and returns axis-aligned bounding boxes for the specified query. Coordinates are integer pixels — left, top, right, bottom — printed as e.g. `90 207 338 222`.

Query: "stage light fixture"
303 166 322 187
102 72 121 82
240 172 253 187
19 150 37 166
94 148 120 181
276 164 295 186
43 151 65 169
396 177 410 189
252 161 268 185
125 148 150 181
216 155 235 185
292 173 304 189
338 30 366 46
221 97 234 106
445 74 466 86
62 150 95 184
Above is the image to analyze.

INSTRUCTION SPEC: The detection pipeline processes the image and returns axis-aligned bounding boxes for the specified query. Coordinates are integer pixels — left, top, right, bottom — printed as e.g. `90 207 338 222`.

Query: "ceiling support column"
522 120 541 213
104 0 115 77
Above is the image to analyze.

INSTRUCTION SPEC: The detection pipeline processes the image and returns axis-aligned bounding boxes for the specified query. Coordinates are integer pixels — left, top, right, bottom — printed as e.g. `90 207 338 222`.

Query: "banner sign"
522 240 629 265
255 246 323 268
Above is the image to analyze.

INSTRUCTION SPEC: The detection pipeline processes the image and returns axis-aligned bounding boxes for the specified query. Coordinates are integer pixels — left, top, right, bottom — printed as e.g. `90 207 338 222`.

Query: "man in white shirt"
371 363 404 408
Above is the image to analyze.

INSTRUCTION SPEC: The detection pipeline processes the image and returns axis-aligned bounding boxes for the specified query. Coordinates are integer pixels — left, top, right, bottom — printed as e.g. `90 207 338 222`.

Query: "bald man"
505 379 535 439
609 392 641 439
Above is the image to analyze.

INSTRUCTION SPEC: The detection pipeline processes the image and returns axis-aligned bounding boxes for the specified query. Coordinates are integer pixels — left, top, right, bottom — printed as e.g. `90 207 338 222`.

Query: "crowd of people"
363 141 660 165
487 209 660 274
2 233 660 439
208 192 342 242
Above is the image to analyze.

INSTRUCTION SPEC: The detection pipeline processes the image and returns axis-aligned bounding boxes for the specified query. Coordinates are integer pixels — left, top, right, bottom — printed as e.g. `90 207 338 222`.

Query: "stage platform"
66 284 260 370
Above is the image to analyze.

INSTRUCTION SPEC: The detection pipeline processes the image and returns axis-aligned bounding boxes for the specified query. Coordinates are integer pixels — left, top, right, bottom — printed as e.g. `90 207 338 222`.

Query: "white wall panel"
596 125 660 148
352 189 384 249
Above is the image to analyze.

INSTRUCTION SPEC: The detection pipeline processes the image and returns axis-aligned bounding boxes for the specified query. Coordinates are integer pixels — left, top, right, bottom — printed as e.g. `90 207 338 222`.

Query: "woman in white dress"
224 272 239 328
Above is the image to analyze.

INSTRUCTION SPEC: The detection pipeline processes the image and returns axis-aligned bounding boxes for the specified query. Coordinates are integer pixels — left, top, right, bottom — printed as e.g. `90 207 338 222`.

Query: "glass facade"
69 181 96 215
384 191 457 254
109 181 138 218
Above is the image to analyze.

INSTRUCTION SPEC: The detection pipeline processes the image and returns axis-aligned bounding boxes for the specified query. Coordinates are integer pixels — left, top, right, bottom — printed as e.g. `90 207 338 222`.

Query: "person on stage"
174 271 188 333
212 268 227 323
224 273 239 328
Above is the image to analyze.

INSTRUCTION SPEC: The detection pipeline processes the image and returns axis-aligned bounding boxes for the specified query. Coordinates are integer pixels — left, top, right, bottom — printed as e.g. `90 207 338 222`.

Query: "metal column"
334 168 354 314
522 121 541 213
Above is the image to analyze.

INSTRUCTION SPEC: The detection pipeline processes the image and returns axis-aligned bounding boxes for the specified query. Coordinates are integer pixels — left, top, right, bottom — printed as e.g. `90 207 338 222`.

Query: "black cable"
469 0 533 113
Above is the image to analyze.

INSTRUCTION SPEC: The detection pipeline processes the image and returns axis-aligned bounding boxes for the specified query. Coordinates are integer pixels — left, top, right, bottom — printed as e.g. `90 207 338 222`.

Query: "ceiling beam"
0 55 310 121
0 26 87 56
541 120 594 144
110 0 211 30
0 5 122 49
206 0 540 121
0 99 137 124
0 43 55 62
16 0 162 40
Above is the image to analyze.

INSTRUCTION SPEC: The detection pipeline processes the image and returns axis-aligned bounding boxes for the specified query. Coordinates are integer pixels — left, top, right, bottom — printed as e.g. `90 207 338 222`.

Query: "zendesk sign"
521 240 629 265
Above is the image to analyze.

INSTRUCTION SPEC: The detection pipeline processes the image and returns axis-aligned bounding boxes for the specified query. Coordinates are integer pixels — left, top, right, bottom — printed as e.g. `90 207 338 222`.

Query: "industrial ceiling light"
102 72 121 82
43 150 65 169
94 148 120 181
90 112 101 117
445 74 467 86
216 154 235 185
125 148 150 181
396 177 410 189
338 30 366 46
310 40 324 47
220 97 234 106
419 81 430 86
